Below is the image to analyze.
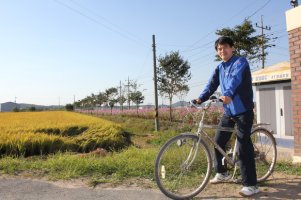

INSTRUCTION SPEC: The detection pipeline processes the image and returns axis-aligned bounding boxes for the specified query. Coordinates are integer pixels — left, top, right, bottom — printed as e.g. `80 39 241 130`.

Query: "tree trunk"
169 98 173 122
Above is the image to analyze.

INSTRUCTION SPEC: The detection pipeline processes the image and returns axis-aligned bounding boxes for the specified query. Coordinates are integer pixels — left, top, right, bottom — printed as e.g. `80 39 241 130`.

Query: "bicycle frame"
189 99 274 179
193 99 237 167
155 98 277 199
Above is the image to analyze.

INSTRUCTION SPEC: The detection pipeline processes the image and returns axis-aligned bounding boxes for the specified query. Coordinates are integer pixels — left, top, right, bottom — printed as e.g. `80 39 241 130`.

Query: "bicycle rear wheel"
155 133 212 200
251 128 277 182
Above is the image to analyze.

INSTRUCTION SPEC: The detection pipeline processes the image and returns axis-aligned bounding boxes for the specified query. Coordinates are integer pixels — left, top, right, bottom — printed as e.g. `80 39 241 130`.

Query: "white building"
252 61 293 147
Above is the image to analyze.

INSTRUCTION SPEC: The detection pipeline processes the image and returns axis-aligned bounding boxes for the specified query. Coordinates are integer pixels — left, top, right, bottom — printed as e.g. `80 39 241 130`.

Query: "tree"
74 101 81 108
130 91 144 115
96 92 107 108
65 104 74 111
215 19 275 67
157 51 191 121
28 106 36 112
82 95 95 109
117 96 127 111
12 107 19 112
105 87 118 114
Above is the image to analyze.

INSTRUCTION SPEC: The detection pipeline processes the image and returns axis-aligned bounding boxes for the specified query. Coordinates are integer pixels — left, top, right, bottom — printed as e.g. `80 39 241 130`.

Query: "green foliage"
28 106 36 112
65 104 74 111
12 107 19 112
216 19 275 65
96 92 107 107
105 87 118 114
129 91 144 113
158 51 191 121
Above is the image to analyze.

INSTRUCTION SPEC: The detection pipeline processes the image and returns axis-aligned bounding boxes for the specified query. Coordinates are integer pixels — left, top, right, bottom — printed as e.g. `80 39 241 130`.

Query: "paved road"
0 176 170 200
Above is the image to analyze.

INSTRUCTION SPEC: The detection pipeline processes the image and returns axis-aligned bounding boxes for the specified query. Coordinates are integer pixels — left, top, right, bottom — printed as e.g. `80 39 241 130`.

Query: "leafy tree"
130 91 144 114
105 87 118 114
12 107 19 112
117 96 127 111
28 106 36 112
215 19 275 67
157 51 191 121
65 104 74 111
82 95 95 109
96 92 107 108
74 101 81 108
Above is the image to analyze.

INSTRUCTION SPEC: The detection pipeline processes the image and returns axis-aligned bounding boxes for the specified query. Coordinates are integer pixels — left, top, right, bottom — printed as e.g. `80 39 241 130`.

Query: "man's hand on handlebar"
192 96 231 105
219 96 232 104
192 98 202 105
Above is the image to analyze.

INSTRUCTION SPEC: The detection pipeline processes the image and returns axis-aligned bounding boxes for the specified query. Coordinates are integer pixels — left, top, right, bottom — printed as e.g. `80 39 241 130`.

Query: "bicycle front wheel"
155 133 212 200
251 128 277 182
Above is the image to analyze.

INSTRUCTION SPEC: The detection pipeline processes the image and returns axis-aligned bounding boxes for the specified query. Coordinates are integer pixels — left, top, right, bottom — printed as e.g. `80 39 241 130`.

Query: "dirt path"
194 172 301 199
0 172 300 200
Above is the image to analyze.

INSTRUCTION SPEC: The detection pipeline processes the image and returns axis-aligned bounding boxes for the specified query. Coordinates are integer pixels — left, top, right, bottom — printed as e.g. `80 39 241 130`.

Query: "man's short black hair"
214 36 234 50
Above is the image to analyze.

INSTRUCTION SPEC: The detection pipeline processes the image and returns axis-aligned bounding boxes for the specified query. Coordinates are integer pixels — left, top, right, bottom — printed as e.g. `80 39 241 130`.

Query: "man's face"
216 43 235 62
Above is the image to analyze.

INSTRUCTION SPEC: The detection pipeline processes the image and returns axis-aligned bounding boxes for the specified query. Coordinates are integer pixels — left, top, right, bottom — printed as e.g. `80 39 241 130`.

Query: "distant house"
0 102 17 112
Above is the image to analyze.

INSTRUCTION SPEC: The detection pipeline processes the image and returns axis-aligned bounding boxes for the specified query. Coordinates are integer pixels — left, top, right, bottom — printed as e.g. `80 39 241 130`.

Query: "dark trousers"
214 110 257 186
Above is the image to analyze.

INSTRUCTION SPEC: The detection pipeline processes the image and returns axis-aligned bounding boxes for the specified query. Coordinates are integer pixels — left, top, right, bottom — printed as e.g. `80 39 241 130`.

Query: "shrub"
65 104 74 111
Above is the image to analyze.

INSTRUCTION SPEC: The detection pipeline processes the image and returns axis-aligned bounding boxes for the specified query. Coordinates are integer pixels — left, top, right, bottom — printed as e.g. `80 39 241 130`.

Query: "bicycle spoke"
155 134 212 199
251 129 277 182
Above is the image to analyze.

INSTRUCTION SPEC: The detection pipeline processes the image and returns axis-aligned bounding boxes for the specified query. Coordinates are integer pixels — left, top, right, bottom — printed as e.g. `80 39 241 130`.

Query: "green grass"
0 147 158 184
275 161 301 174
0 115 300 187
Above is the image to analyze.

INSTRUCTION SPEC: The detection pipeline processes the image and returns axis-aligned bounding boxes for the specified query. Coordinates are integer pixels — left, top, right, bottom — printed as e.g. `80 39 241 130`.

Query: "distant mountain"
172 101 190 107
0 102 61 112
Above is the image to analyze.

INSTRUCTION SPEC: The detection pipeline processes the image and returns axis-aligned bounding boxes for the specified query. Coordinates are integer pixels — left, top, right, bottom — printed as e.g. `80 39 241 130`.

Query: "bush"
28 106 36 112
65 104 74 111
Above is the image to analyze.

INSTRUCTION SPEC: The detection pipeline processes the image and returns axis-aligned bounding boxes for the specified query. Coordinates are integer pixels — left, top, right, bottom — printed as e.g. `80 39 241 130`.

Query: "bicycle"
154 96 277 200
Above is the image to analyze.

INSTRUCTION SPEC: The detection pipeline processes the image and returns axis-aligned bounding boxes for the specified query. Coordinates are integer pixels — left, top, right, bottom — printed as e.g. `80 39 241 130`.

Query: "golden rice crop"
0 111 130 156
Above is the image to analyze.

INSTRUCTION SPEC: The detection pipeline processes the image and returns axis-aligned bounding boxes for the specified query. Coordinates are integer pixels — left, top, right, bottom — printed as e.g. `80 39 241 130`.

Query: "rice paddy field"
0 111 130 156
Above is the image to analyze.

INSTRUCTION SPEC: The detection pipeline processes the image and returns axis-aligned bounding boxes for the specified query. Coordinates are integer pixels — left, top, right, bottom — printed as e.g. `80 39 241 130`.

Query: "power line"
182 0 267 52
53 0 148 47
246 0 272 20
68 0 147 46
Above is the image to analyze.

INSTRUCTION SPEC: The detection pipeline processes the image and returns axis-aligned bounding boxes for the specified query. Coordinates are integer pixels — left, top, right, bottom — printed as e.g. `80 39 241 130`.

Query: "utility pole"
127 77 131 110
14 96 17 110
256 15 271 69
119 80 123 111
152 35 159 131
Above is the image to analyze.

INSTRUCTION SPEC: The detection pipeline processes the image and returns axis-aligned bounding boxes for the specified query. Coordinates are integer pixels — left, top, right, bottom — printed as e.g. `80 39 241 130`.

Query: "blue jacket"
199 56 254 116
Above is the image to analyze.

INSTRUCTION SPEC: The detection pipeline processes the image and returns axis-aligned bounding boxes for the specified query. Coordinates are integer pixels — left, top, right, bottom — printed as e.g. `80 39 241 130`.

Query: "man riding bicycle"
195 36 259 197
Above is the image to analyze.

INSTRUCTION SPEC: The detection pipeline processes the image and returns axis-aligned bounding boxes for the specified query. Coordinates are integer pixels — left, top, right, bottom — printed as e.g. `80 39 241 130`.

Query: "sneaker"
239 186 260 197
209 173 231 184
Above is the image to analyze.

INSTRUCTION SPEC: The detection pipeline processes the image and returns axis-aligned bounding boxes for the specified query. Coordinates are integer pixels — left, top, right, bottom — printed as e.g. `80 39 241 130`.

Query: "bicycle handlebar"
190 96 223 109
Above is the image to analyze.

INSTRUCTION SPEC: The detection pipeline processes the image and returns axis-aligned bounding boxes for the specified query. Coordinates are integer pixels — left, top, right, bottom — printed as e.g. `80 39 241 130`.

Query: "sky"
0 0 293 106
